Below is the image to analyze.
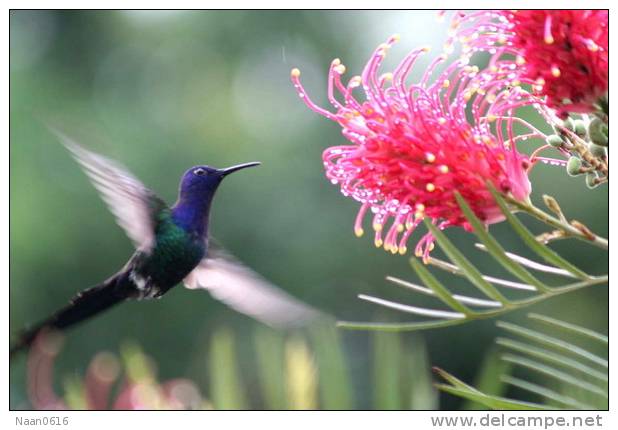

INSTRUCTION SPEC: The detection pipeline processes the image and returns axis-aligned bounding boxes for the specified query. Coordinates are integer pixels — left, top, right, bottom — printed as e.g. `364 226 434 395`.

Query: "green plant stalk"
506 196 608 250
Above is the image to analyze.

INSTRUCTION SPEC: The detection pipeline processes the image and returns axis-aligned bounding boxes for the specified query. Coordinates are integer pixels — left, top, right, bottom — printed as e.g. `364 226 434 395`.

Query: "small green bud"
589 143 607 158
566 156 583 176
559 117 574 133
573 120 587 138
546 134 564 148
588 117 608 146
585 172 599 189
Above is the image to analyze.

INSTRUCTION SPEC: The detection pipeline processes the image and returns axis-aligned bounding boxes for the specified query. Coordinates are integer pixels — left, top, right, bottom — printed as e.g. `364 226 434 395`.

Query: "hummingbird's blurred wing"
53 130 167 251
184 248 320 328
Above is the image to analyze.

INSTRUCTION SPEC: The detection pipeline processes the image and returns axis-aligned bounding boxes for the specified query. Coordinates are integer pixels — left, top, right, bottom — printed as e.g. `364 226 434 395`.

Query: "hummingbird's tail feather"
10 275 129 359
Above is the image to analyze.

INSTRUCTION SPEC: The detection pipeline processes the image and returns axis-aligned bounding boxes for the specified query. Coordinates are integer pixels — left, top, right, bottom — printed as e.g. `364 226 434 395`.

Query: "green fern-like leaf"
338 192 606 332
434 314 608 410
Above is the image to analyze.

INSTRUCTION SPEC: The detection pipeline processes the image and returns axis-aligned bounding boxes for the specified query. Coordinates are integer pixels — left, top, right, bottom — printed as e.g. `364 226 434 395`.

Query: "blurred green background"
10 10 608 410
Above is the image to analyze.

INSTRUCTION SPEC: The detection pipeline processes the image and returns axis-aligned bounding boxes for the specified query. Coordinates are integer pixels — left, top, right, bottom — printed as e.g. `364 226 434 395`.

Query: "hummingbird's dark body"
11 131 317 357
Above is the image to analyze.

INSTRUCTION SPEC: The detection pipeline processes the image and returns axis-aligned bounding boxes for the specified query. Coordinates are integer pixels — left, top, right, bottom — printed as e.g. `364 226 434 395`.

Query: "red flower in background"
26 332 206 410
291 36 541 259
449 10 608 117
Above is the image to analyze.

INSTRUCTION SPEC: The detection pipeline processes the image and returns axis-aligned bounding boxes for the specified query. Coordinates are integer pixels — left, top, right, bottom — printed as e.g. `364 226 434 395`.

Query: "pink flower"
448 10 608 117
291 36 539 259
26 331 205 410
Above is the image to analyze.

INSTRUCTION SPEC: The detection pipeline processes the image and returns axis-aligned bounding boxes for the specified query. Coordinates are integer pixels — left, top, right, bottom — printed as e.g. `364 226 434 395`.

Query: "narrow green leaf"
424 220 509 304
427 257 536 291
496 337 607 383
455 192 550 292
436 384 550 410
210 328 247 409
497 321 608 368
309 323 354 410
475 244 576 278
406 336 438 410
337 319 466 332
502 354 608 398
462 346 512 410
528 313 608 344
433 367 549 410
373 332 402 409
501 376 593 410
254 326 287 410
432 367 482 392
285 336 318 410
387 276 501 308
358 294 465 319
487 185 589 279
410 258 475 315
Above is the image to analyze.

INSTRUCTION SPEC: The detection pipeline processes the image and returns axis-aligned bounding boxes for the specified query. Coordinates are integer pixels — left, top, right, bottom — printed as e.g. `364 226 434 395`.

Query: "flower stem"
507 196 608 250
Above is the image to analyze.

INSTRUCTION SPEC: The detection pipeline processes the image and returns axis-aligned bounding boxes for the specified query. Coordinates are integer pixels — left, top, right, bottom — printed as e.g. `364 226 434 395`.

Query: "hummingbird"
11 131 318 356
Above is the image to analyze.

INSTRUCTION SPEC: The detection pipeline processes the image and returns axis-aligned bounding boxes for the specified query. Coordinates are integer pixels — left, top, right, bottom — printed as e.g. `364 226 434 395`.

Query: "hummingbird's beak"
219 161 261 176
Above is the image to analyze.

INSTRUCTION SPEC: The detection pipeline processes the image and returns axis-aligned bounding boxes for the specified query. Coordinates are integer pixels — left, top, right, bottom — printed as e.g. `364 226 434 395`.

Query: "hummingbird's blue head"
178 162 261 201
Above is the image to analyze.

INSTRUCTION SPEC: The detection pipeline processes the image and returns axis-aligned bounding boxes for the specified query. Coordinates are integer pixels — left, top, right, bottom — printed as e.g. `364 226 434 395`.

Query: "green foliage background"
10 10 608 409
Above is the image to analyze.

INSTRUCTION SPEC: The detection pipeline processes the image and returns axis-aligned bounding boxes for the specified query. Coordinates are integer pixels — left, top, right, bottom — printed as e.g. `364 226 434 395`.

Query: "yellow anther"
398 246 407 255
332 58 341 66
373 222 383 232
429 243 435 251
497 35 508 45
439 165 449 174
390 246 399 255
334 64 346 74
516 55 526 65
415 248 423 257
425 152 436 163
354 227 364 237
414 212 425 221
290 68 301 78
415 203 425 212
349 76 362 87
442 79 450 88
421 46 431 53
487 94 497 104
511 79 521 87
426 183 436 192
438 117 447 125
375 238 383 248
487 114 497 122
551 66 561 78
396 224 404 233
381 72 393 82
489 65 498 73
587 41 599 52
391 34 401 42
544 35 554 45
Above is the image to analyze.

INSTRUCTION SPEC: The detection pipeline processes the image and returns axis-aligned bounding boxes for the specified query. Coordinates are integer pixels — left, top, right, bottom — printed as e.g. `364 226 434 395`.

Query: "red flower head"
448 10 608 117
291 36 540 259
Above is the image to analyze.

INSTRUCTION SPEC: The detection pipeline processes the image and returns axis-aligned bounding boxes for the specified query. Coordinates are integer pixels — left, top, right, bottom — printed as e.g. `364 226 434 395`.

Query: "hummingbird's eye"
194 168 207 176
